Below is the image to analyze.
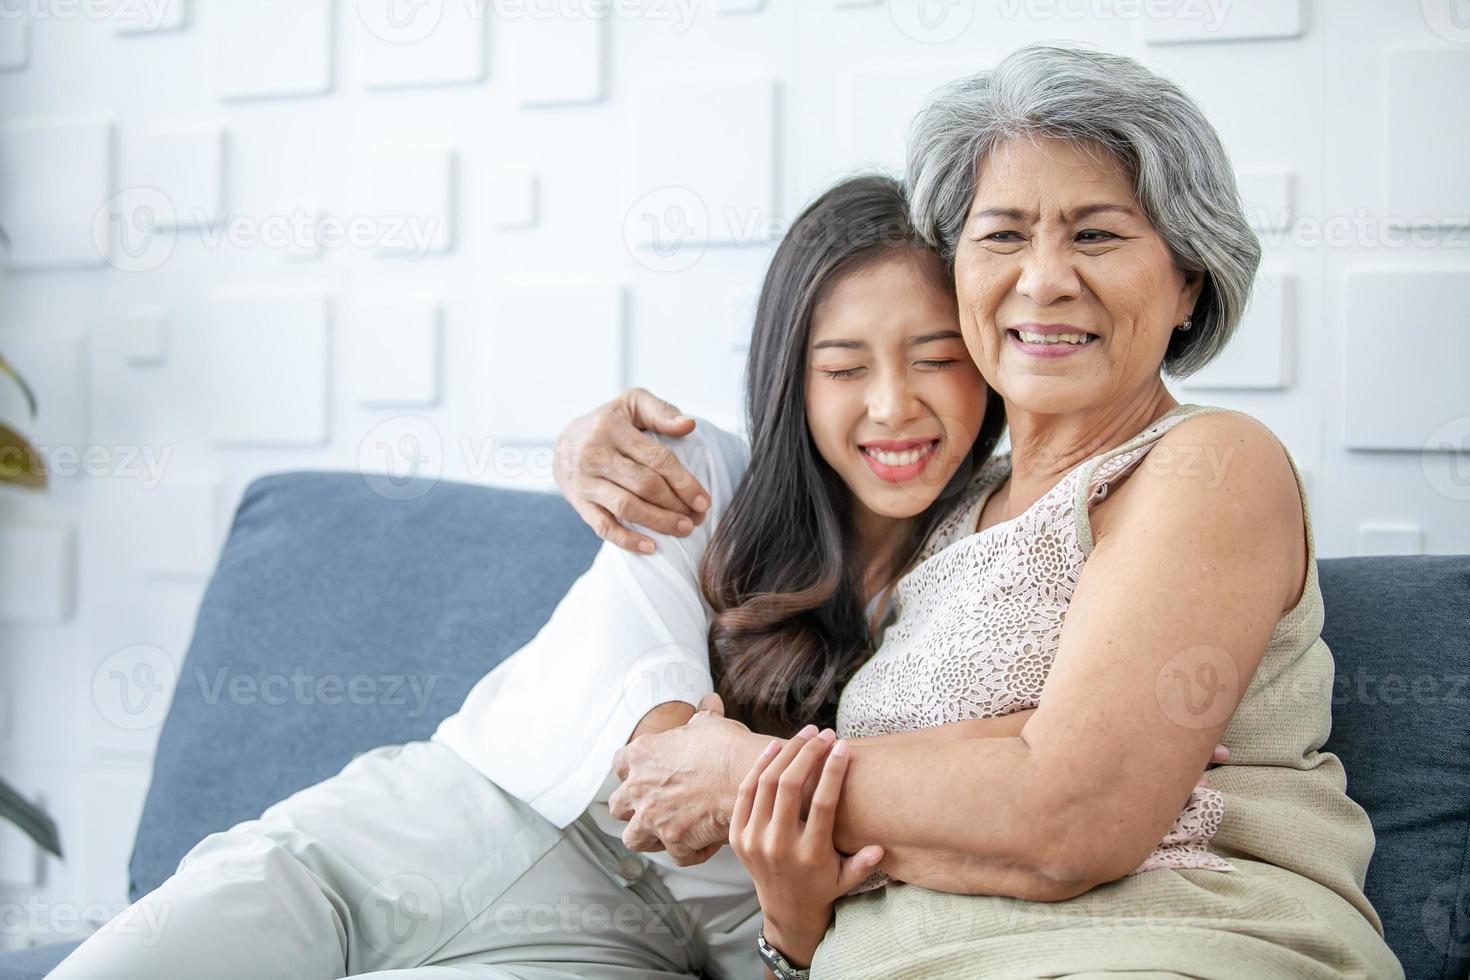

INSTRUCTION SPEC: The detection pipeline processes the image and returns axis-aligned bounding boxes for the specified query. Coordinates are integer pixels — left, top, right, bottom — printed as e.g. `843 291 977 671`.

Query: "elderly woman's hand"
609 695 768 865
552 387 711 555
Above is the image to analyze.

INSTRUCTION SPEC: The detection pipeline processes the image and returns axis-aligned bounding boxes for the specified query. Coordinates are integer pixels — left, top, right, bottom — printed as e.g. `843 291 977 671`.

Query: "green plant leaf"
0 422 45 489
0 775 63 858
0 353 38 419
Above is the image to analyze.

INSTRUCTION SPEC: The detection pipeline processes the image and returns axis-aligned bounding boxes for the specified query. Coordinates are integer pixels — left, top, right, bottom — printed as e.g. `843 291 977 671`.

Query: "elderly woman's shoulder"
1160 406 1290 463
1149 407 1303 527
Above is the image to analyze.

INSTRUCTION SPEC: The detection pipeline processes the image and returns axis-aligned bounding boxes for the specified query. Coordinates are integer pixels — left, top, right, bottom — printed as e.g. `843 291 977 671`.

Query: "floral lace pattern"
838 410 1235 892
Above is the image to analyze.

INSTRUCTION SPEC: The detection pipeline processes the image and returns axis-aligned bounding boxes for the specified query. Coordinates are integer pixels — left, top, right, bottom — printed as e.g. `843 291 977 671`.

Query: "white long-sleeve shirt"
431 417 754 889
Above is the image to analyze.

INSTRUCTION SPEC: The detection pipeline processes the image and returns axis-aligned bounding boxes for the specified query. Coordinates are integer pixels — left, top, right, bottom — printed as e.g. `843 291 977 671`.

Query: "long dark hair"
698 175 1007 736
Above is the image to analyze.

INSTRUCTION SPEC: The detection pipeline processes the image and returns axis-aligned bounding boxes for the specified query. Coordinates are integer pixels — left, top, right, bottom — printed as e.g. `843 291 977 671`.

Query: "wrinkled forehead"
972 135 1140 214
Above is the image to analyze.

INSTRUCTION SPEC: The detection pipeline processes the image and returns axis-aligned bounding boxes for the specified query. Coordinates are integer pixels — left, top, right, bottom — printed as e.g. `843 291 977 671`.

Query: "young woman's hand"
552 387 709 554
729 725 885 970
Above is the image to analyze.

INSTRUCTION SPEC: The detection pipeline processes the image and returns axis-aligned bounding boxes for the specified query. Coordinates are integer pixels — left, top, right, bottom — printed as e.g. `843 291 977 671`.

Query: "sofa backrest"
129 472 601 903
1319 556 1470 980
130 473 1469 980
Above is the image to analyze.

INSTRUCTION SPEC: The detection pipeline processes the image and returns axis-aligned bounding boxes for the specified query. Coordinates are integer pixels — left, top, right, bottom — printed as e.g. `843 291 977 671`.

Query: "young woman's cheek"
926 370 988 452
804 376 857 473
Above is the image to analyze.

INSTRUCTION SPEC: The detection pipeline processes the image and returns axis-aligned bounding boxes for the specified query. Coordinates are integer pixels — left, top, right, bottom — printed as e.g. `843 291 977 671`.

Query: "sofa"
2 471 1465 979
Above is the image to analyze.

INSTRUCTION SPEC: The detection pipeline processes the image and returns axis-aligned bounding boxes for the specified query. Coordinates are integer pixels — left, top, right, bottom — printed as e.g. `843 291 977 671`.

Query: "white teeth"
1016 330 1091 345
862 443 935 467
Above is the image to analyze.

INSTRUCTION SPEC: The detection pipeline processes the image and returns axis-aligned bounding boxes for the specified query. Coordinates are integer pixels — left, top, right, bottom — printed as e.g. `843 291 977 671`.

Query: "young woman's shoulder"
646 416 751 515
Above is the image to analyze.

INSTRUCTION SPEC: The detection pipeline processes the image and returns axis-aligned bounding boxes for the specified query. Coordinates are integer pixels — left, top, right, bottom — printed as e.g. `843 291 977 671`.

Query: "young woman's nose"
865 366 922 429
1015 238 1081 307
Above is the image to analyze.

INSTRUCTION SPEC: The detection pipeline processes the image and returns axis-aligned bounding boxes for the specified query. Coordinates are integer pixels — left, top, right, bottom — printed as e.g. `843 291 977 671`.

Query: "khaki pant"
50 739 760 978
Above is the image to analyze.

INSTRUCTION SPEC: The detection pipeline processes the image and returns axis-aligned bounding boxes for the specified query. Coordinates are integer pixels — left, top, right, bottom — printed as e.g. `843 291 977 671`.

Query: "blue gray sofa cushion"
128 472 603 906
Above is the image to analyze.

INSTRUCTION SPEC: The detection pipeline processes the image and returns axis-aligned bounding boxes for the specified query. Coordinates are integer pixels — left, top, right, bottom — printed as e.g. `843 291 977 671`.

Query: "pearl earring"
1178 314 1193 332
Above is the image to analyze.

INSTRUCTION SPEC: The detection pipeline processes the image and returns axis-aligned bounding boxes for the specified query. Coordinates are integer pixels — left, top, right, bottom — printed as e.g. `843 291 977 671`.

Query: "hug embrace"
51 43 1401 980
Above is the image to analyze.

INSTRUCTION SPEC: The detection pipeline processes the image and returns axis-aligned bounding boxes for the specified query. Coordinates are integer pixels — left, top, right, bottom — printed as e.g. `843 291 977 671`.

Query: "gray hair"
906 42 1260 377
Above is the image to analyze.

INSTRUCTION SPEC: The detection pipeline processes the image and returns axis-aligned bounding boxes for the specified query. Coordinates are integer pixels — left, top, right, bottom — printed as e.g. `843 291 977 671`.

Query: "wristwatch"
756 929 811 980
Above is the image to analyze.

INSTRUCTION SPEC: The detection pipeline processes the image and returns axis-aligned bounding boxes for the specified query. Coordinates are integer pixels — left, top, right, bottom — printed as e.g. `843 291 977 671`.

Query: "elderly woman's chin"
988 352 1118 417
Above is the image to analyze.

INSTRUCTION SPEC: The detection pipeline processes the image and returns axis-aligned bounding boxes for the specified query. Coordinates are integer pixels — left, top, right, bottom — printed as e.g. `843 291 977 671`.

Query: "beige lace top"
837 405 1235 885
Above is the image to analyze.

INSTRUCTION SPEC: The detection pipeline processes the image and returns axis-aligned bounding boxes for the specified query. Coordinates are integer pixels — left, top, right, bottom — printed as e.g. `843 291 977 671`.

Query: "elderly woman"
556 44 1400 979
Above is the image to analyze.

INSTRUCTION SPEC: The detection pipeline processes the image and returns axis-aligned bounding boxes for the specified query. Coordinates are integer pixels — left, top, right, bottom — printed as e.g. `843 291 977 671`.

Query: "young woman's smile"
858 437 943 483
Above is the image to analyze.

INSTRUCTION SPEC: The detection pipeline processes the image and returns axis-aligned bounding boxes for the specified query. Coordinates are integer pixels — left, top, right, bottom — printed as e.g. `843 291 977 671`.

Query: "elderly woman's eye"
1076 229 1118 243
980 230 1023 243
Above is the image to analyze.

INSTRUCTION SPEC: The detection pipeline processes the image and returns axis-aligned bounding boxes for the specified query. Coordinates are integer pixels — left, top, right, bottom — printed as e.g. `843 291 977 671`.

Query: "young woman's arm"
436 418 750 835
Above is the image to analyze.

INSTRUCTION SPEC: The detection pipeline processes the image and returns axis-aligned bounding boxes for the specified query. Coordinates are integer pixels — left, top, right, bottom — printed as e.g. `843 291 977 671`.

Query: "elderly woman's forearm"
831 736 1097 899
848 710 1035 748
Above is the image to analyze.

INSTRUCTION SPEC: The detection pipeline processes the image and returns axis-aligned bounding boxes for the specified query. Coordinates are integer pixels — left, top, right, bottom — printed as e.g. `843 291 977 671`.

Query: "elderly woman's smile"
954 135 1203 417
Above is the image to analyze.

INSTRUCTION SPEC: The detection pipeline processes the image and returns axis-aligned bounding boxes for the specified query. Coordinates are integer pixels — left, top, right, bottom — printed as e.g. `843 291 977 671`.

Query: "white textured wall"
0 0 1466 950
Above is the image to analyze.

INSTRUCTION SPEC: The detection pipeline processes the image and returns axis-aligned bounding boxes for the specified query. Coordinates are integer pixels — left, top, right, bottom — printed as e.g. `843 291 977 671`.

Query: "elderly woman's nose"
1016 242 1081 305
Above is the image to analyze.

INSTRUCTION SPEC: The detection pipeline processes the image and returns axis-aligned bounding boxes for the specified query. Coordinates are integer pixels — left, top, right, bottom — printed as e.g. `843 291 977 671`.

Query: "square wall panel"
80 774 149 907
487 280 625 443
843 67 965 174
350 297 441 406
206 292 331 445
0 326 88 454
215 0 333 100
0 524 73 623
483 167 539 231
0 20 29 70
138 480 221 578
1181 272 1292 390
356 0 487 89
503 10 605 106
0 118 113 269
1357 522 1423 557
0 796 42 886
366 150 457 256
1343 270 1470 451
1236 170 1294 232
1141 0 1301 44
126 127 225 229
123 306 168 366
1385 49 1470 224
631 76 778 246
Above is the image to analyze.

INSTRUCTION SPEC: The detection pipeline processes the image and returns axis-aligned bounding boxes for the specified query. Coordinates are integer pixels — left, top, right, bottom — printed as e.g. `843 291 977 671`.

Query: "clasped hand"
609 694 762 865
